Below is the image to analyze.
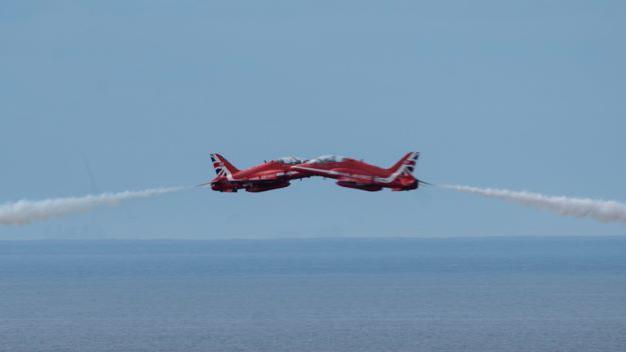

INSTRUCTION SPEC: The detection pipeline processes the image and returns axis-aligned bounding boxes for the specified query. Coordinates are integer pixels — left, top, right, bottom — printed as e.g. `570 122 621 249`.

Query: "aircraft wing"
246 171 293 182
336 175 374 185
248 175 281 182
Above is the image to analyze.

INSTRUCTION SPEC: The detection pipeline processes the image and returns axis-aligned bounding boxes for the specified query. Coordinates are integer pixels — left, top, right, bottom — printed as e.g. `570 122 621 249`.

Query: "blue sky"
1 1 625 239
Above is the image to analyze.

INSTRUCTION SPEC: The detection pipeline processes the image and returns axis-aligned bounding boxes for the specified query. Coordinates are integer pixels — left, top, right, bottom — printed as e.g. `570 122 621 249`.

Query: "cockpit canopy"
274 156 307 165
307 154 346 164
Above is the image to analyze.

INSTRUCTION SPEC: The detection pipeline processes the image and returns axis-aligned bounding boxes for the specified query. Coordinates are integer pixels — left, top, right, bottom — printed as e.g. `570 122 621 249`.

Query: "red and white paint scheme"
292 152 423 192
207 154 310 193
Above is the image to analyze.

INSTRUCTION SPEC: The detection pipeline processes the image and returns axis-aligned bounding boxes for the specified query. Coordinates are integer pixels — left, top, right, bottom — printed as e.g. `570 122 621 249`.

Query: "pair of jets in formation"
205 152 428 193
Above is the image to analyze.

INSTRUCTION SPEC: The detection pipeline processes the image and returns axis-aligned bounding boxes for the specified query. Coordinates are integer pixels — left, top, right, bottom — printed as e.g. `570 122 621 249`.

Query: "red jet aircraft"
292 152 423 191
207 154 310 192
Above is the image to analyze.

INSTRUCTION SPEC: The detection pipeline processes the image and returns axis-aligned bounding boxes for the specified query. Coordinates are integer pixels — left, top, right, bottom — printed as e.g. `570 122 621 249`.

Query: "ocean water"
1 237 625 351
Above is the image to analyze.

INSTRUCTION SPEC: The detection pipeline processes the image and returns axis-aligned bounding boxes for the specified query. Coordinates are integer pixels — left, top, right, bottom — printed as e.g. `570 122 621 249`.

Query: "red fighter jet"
292 152 425 192
206 153 310 192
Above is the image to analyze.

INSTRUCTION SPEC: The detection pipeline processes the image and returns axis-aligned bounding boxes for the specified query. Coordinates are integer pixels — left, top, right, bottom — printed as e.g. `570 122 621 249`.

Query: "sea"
1 237 625 351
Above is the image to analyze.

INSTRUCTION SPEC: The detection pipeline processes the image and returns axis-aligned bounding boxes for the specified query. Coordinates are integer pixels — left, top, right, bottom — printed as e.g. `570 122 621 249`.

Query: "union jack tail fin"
210 153 239 178
388 152 419 177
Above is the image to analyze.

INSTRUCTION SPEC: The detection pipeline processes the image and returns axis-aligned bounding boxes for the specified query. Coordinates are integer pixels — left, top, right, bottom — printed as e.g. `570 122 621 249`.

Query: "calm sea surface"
1 237 625 351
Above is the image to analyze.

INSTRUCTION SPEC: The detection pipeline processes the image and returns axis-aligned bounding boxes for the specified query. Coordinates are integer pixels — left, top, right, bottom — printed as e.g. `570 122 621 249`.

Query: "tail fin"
388 152 419 176
210 153 239 178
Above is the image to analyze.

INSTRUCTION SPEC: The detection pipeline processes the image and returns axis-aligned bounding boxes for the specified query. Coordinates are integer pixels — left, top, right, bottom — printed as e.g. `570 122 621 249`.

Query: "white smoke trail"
443 185 626 224
0 187 183 225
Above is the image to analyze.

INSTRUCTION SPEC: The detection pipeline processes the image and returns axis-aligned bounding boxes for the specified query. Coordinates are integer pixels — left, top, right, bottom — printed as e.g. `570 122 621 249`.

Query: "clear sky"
1 1 625 239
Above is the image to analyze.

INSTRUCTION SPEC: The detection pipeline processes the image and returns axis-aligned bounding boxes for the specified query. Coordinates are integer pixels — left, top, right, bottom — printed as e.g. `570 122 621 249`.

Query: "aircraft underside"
212 180 290 193
244 181 290 192
335 180 383 192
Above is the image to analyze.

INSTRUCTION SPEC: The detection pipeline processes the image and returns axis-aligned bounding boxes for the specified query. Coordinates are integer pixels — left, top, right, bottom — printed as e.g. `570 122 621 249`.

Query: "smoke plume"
443 185 626 224
0 187 183 225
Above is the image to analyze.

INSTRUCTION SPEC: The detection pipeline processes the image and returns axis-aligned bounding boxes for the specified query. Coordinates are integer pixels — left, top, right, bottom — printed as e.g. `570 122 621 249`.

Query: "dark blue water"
1 237 625 351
